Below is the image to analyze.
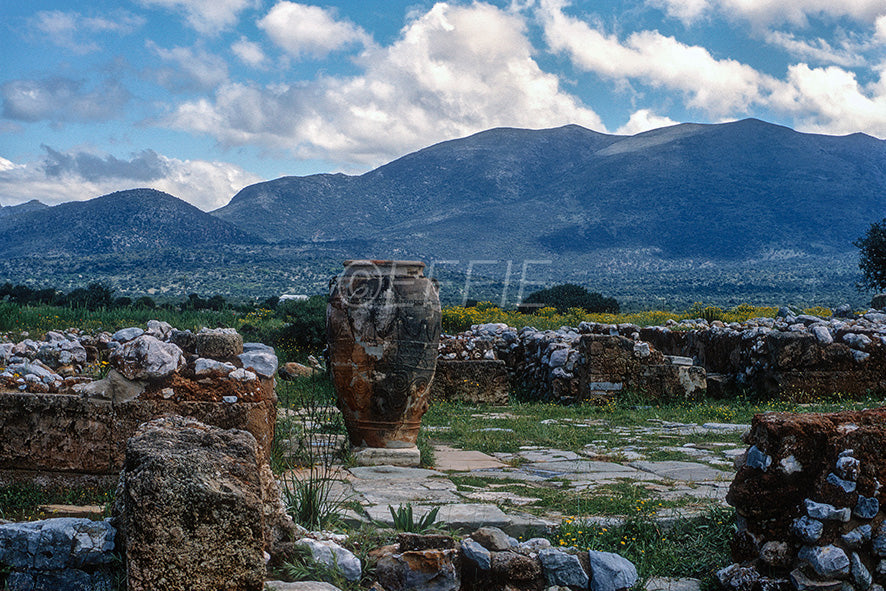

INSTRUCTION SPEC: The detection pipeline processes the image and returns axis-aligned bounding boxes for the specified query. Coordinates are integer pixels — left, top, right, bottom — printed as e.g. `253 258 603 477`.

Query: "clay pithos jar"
327 260 441 448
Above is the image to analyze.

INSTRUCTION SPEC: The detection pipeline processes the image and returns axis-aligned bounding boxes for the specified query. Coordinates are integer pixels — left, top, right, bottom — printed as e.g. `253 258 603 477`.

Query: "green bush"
855 219 886 292
518 284 619 314
275 295 327 360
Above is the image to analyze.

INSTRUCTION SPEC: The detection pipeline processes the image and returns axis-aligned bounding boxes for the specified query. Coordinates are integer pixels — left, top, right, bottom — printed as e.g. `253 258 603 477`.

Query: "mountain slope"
213 119 886 261
0 199 49 219
0 188 261 257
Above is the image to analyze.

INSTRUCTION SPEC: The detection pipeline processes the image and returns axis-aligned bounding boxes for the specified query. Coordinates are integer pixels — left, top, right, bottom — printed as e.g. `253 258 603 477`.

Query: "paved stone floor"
296 415 750 536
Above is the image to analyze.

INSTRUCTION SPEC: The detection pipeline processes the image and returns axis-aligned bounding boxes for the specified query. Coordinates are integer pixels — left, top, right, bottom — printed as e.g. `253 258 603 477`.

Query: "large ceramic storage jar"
327 260 441 448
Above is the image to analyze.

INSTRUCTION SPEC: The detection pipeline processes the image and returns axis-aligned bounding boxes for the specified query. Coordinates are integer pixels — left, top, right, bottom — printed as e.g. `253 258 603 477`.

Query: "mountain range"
213 118 886 261
1 118 884 306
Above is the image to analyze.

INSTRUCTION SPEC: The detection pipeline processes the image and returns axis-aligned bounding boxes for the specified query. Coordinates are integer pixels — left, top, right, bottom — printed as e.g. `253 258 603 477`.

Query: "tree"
854 219 886 292
134 296 156 309
275 294 327 356
518 283 619 314
65 283 114 310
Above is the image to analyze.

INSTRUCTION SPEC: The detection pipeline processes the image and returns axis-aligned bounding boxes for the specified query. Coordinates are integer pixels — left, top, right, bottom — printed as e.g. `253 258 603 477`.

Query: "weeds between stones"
281 545 350 589
275 374 351 530
551 506 735 590
387 504 442 533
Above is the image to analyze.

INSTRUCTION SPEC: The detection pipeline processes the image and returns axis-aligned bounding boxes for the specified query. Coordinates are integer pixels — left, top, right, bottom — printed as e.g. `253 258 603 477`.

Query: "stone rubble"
721 408 886 591
439 324 705 404
0 322 276 401
439 306 886 403
0 517 116 591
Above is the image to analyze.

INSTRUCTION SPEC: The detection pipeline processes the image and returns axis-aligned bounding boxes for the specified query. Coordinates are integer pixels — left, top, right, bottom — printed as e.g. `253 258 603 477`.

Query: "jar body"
327 260 441 448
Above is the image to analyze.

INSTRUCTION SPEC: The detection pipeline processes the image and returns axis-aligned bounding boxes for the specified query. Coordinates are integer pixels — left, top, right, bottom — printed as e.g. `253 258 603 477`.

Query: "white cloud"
232 37 269 69
769 64 886 136
0 157 19 173
0 148 262 210
162 2 603 166
876 15 886 42
137 0 259 34
145 42 229 92
764 31 866 67
30 10 144 54
258 2 370 59
650 0 886 28
647 0 709 25
540 0 886 138
616 110 679 134
1 77 129 123
539 1 772 115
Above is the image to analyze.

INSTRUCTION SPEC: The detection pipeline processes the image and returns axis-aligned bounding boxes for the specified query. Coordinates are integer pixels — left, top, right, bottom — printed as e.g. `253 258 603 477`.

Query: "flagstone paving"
313 413 749 535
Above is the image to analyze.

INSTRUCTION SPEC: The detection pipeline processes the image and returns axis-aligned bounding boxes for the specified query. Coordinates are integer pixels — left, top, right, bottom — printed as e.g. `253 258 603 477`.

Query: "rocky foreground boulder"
121 415 267 591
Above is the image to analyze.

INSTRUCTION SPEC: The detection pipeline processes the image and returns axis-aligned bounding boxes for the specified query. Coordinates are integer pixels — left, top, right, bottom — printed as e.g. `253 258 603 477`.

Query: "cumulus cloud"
1 77 129 123
539 1 772 115
876 15 886 42
616 110 680 134
770 64 886 136
137 0 259 34
145 42 229 92
258 2 371 59
650 0 886 28
29 10 144 54
231 37 269 68
162 2 603 166
764 31 865 67
0 148 263 210
540 0 886 137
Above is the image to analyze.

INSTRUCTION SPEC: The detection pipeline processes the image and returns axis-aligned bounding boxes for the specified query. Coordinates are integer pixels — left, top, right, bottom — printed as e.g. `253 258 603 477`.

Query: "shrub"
518 284 619 314
275 295 327 359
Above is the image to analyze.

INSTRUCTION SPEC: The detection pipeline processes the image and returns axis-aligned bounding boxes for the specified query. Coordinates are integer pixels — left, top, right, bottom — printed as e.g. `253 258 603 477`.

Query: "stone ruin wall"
721 408 886 591
0 322 278 486
438 307 886 403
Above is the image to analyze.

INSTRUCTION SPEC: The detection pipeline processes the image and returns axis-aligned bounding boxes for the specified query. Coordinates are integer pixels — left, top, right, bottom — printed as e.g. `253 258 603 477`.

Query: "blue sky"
1 0 884 210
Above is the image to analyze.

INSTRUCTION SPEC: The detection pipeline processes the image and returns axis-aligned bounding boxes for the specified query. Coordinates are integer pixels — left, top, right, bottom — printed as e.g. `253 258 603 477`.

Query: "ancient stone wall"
430 360 510 405
721 408 886 591
439 324 706 403
0 324 277 485
440 308 886 402
0 394 276 486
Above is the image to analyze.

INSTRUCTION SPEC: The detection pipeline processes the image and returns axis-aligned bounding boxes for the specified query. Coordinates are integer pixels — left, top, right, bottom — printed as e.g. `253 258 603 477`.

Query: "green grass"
448 475 699 518
552 507 736 590
419 394 886 456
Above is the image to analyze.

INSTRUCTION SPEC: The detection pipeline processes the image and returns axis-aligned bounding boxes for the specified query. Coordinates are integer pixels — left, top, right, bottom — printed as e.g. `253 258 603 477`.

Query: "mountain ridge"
212 118 886 262
0 188 261 257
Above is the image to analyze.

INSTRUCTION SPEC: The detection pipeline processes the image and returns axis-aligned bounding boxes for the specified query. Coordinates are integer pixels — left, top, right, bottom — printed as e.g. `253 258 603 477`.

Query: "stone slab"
37 504 105 520
467 468 547 482
645 577 702 591
351 477 461 505
347 466 443 480
433 446 507 471
352 447 420 467
701 423 751 432
526 460 640 476
265 581 343 591
629 460 732 482
364 503 552 536
517 449 582 463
